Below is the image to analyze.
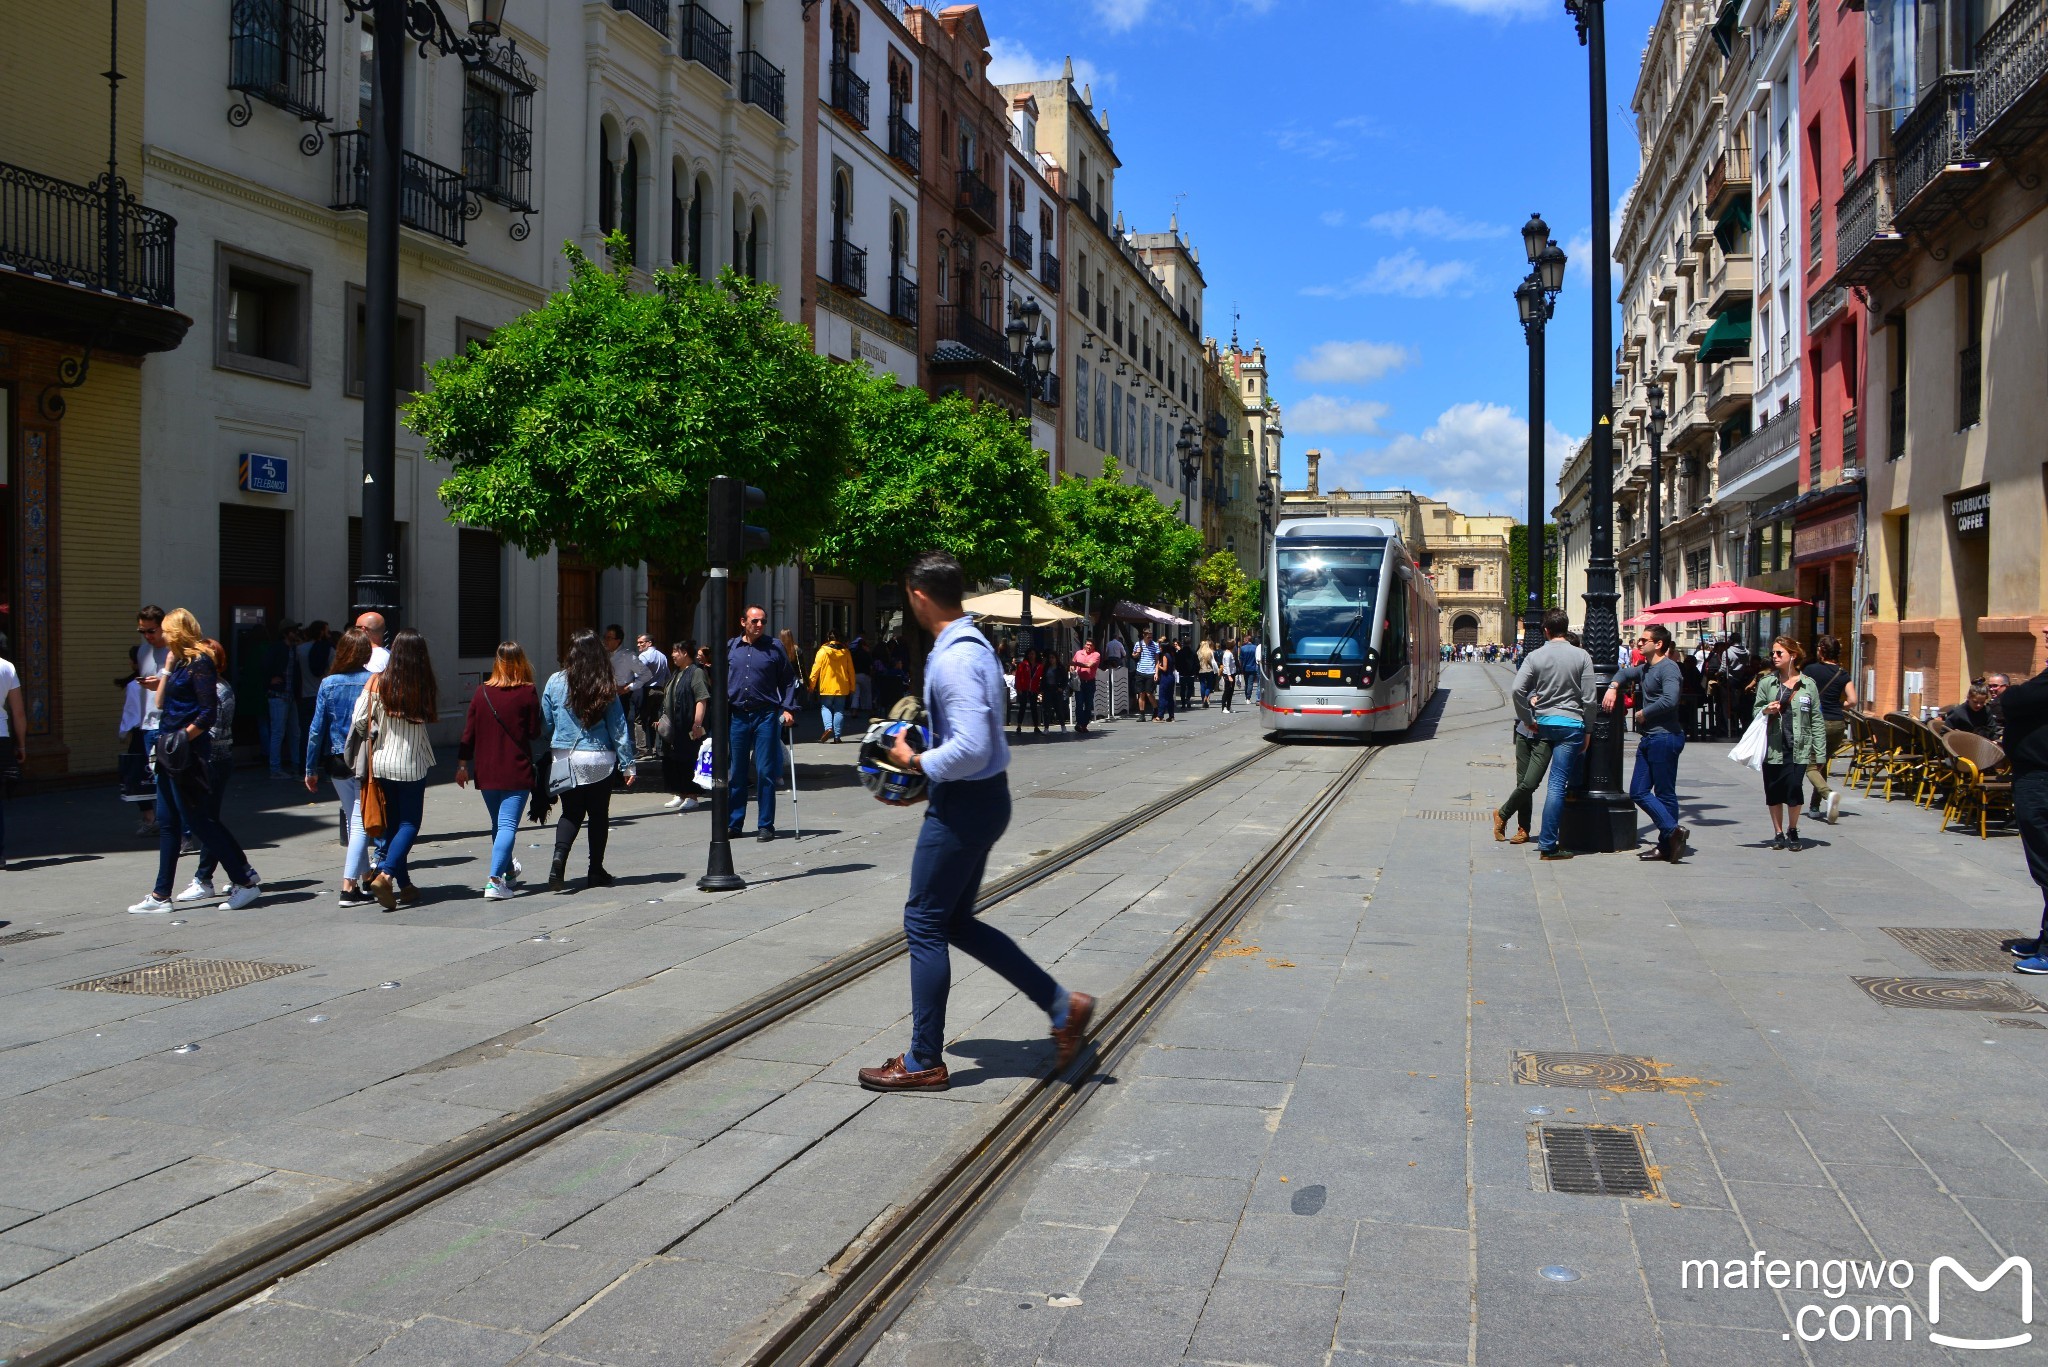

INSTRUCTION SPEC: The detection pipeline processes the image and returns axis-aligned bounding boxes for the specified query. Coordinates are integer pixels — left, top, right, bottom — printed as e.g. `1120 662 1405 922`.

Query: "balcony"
956 168 997 233
1705 358 1754 421
1973 0 2048 158
935 302 1006 361
1888 384 1906 459
886 110 920 171
1007 222 1032 265
1094 203 1110 236
739 50 784 121
830 236 866 295
1718 399 1802 487
1039 248 1060 290
1894 72 1984 232
1077 282 1090 314
828 58 869 128
679 3 732 82
1706 250 1753 314
1959 342 1983 426
1807 281 1846 335
0 158 187 355
1667 392 1715 449
889 272 917 324
1706 144 1752 218
1842 408 1860 471
1074 183 1092 217
1808 202 1822 270
1690 209 1715 252
610 0 669 37
1833 158 1906 285
331 130 467 246
228 0 328 124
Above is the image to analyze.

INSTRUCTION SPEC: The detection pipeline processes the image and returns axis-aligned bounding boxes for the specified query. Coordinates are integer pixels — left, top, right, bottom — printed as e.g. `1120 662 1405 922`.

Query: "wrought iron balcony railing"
829 58 869 127
1894 72 1980 228
830 236 866 295
1074 183 1092 216
1842 408 1860 471
1834 158 1904 284
611 0 669 36
1706 143 1752 215
228 0 328 125
1039 249 1060 290
1959 342 1983 426
889 272 917 324
887 110 920 170
0 158 177 307
740 50 784 121
1718 400 1801 486
1974 0 2048 156
1008 222 1032 265
331 130 467 246
679 2 732 81
1077 283 1090 313
936 303 1005 360
956 168 996 230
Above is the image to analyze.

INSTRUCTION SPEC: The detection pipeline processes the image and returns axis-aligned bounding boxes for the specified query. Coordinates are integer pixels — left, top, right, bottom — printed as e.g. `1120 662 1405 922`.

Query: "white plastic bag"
1728 711 1770 771
693 737 715 790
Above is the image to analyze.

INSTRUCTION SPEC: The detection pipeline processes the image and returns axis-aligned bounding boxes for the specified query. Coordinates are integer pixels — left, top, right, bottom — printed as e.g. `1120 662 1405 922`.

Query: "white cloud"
1272 115 1381 161
1364 207 1508 241
1289 395 1393 435
1319 209 1347 227
1296 340 1412 385
1406 0 1551 17
985 37 1111 93
1320 402 1579 517
1090 0 1155 33
1564 230 1595 285
1301 249 1478 300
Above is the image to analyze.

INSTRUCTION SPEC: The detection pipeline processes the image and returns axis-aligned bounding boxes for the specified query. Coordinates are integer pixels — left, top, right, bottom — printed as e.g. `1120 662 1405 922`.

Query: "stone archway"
1452 613 1480 647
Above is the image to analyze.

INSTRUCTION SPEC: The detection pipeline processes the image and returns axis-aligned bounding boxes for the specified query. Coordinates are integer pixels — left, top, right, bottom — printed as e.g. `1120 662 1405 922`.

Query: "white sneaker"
511 858 524 882
1825 791 1841 824
127 894 173 914
175 877 218 903
663 795 685 811
225 878 262 910
484 877 519 901
681 796 703 812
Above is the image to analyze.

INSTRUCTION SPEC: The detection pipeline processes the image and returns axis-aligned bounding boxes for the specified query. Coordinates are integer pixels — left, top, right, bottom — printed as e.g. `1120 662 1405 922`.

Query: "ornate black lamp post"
340 0 509 628
1645 381 1666 613
1006 295 1053 651
1514 215 1568 654
1256 478 1275 571
1562 0 1637 851
1175 420 1199 527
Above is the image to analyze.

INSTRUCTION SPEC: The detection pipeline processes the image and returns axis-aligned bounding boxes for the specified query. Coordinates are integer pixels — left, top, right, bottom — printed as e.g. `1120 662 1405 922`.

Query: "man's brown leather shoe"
1508 828 1531 845
1051 992 1096 1070
1492 812 1508 842
857 1056 950 1092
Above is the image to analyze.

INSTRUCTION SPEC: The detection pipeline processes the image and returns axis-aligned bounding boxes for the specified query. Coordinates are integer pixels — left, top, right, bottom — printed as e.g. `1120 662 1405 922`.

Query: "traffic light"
707 476 768 568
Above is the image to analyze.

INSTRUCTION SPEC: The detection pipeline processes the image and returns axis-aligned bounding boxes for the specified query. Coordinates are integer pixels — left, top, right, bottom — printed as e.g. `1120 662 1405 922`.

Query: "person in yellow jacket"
808 632 856 742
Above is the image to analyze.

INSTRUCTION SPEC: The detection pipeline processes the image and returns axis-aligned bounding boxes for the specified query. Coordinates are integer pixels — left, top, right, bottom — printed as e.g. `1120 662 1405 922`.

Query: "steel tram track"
14 742 1288 1367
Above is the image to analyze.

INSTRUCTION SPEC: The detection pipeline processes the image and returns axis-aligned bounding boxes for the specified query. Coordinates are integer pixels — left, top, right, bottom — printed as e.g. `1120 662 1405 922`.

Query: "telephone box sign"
239 452 288 494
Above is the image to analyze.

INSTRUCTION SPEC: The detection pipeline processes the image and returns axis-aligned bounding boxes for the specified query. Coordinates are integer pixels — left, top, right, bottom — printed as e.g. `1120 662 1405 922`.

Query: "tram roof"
1274 517 1400 541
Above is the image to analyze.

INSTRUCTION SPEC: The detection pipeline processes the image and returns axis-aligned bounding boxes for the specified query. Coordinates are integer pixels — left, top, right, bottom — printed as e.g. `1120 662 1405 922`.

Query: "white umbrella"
961 588 1084 625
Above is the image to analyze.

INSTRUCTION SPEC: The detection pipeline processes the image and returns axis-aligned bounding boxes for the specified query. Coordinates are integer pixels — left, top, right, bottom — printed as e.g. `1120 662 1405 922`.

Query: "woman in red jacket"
1013 648 1044 735
457 641 544 900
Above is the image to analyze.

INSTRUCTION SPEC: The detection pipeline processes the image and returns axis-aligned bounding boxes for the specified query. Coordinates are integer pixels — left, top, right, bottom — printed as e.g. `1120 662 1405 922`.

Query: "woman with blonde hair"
302 628 376 905
174 639 240 901
457 641 543 899
128 609 262 913
354 627 439 909
1753 634 1827 851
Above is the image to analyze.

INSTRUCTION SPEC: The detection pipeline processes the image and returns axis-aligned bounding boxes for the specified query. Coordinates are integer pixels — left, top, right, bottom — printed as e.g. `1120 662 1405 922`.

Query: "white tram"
1257 517 1442 737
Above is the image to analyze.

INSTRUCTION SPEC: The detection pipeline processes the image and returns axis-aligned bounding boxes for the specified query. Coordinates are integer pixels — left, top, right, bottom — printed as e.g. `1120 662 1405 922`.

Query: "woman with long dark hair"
356 627 439 909
458 641 542 900
541 629 635 890
1753 635 1825 851
302 628 375 905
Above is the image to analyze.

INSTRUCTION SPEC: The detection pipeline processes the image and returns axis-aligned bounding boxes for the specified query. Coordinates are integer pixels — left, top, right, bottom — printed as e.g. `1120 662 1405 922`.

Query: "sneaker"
484 876 519 901
2014 954 2048 975
1824 792 1841 824
1539 849 1574 861
680 797 703 812
179 838 200 857
127 893 174 914
662 795 685 811
1769 833 1788 850
1785 830 1804 852
369 873 399 912
337 887 374 908
511 858 524 883
2005 937 2042 958
757 827 776 842
176 877 218 903
225 876 262 910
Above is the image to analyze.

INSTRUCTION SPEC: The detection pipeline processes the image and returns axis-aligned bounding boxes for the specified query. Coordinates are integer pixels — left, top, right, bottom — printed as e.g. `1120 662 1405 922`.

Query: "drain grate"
64 957 309 1000
1030 790 1103 801
1994 1017 2047 1030
1512 1051 1663 1089
0 930 62 945
1851 976 2047 1013
142 949 187 957
1881 927 2026 973
1467 760 1509 768
1415 809 1492 822
1535 1125 1660 1198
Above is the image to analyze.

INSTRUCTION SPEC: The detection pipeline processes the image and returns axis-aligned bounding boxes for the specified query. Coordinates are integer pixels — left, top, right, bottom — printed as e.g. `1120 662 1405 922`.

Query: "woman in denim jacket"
301 628 375 906
541 629 636 891
1753 635 1828 851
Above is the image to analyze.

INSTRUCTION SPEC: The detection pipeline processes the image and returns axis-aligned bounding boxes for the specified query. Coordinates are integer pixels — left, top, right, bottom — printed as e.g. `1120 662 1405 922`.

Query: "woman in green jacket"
1754 635 1828 850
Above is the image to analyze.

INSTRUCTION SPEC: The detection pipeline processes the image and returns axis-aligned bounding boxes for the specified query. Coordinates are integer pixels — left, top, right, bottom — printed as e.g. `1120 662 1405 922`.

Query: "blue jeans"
153 741 254 897
333 777 370 882
373 777 427 887
192 752 237 883
818 695 849 739
1537 723 1586 854
1075 678 1096 728
482 788 527 879
1630 729 1686 840
265 695 292 772
728 708 781 832
1155 678 1176 719
902 775 1061 1072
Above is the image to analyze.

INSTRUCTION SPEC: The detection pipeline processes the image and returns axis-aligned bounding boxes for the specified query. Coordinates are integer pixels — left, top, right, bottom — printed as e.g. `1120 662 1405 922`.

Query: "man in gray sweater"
1604 622 1687 862
1509 609 1600 860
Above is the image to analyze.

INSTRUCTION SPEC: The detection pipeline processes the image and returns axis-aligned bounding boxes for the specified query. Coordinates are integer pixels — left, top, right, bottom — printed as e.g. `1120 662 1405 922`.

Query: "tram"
1257 516 1441 737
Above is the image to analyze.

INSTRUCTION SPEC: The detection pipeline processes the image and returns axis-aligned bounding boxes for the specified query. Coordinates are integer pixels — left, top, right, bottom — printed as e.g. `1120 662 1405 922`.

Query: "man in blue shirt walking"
725 604 798 841
859 552 1095 1092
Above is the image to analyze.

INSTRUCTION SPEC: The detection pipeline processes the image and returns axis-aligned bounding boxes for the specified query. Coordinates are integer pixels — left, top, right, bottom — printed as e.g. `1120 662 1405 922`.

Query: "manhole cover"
1468 761 1509 768
1881 927 2026 973
0 930 62 945
1415 810 1492 822
1994 1018 2046 1030
1512 1051 1663 1089
1534 1125 1659 1198
64 957 310 1000
1030 790 1103 801
1851 977 2047 1013
142 949 186 957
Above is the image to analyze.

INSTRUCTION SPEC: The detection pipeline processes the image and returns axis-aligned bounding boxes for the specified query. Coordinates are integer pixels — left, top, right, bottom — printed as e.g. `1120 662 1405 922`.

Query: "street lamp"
1514 216 1567 655
1256 478 1275 572
1176 420 1199 525
340 0 509 630
1562 0 1637 851
1006 294 1053 655
1646 381 1666 614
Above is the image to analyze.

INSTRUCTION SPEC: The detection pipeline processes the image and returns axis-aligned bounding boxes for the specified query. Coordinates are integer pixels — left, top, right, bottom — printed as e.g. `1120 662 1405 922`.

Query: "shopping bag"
693 736 715 791
1728 711 1770 771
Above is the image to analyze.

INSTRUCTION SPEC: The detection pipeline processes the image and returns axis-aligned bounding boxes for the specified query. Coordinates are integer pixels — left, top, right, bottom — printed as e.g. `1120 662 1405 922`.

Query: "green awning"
1714 198 1752 249
1697 304 1753 363
1710 0 1740 56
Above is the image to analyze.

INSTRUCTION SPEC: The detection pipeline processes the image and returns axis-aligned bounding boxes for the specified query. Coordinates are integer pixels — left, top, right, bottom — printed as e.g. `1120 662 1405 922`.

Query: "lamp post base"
1520 610 1545 657
1562 788 1639 852
698 872 747 892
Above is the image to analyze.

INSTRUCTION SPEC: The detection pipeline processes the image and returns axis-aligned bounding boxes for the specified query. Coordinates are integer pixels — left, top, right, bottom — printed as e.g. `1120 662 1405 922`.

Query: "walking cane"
784 720 800 841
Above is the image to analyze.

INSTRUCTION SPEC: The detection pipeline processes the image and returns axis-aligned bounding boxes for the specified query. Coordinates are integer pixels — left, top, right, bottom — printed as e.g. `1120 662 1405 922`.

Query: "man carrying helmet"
858 551 1094 1092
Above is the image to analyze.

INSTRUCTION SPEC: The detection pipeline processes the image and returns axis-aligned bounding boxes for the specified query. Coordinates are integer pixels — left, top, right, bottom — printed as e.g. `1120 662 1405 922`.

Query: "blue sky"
975 0 1655 521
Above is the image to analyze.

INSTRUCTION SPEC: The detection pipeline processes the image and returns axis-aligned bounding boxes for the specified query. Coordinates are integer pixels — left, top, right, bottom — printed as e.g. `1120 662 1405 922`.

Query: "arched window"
831 168 851 243
690 174 710 279
620 135 643 265
598 124 616 233
670 160 685 265
889 209 906 281
732 193 747 274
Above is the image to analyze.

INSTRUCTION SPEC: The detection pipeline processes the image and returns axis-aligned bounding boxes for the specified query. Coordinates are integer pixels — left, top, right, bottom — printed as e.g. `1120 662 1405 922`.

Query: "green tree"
1507 522 1560 621
405 239 853 612
807 375 1057 586
1040 460 1204 626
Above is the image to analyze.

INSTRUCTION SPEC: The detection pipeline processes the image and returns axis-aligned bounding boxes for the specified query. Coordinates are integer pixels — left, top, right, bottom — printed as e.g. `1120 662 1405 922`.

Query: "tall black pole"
1566 0 1637 851
1019 367 1035 651
352 0 406 629
1522 314 1546 654
1646 381 1665 613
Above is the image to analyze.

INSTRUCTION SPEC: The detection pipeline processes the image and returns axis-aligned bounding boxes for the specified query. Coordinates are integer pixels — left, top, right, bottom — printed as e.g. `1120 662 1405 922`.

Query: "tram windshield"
1276 543 1384 662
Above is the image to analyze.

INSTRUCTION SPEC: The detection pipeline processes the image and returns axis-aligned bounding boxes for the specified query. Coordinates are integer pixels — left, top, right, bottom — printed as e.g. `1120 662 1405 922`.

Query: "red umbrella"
1643 581 1805 615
